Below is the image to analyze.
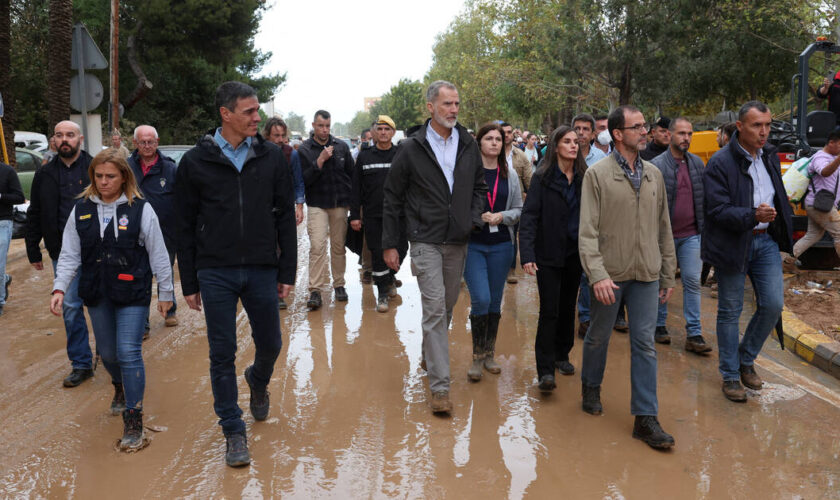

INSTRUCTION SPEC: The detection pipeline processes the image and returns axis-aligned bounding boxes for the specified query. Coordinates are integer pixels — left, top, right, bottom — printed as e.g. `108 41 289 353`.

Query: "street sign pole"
74 25 90 152
109 0 119 135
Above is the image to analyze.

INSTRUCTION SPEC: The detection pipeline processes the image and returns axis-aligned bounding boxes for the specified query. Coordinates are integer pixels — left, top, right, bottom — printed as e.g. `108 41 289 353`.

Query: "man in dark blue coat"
128 125 179 332
702 101 793 403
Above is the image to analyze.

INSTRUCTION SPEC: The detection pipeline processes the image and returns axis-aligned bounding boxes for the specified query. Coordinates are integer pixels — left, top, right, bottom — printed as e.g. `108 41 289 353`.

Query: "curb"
781 308 840 379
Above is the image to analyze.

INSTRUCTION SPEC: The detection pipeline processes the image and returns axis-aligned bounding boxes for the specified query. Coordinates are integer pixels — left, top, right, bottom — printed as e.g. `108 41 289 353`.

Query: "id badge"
489 225 499 233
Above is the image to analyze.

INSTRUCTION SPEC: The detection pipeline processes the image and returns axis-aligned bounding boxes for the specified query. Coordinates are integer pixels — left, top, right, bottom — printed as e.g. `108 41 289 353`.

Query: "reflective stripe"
371 270 390 276
362 163 391 171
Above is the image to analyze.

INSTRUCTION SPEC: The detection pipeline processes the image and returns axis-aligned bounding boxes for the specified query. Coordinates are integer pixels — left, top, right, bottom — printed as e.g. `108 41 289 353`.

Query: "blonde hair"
80 148 144 205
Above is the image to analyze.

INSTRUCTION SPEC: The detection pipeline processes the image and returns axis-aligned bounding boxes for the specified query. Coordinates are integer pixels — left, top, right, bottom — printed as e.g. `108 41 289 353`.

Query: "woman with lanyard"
520 125 587 393
463 123 523 382
50 148 173 451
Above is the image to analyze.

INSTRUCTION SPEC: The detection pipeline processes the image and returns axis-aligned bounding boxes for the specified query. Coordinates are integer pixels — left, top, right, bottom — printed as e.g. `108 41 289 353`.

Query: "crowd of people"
2 77 839 467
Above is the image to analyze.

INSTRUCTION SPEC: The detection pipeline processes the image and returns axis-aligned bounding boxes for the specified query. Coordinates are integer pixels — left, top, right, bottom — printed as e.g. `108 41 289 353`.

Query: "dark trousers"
197 266 283 436
534 254 582 377
364 216 407 294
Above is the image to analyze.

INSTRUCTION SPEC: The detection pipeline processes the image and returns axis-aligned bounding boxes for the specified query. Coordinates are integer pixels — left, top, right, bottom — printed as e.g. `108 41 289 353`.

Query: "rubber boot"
483 312 502 374
468 314 487 381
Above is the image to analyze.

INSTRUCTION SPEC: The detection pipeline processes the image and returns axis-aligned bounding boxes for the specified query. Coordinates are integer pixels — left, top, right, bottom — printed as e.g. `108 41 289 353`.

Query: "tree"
47 0 72 132
369 78 425 130
0 0 15 164
348 110 371 137
285 112 306 135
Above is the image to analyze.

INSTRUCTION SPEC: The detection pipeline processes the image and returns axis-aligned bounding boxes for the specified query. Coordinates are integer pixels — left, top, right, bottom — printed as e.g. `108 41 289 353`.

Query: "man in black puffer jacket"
175 81 297 468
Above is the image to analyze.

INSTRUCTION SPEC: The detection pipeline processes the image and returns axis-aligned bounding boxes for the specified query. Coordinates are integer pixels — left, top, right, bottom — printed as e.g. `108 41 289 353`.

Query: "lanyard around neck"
487 166 501 210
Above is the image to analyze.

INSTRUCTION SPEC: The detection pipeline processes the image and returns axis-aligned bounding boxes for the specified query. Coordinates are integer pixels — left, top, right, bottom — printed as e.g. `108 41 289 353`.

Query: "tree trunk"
47 0 73 132
618 63 632 105
0 0 14 165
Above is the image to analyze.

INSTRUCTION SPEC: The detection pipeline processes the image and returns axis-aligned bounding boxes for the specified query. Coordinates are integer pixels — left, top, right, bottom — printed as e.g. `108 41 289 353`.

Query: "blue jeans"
52 261 92 369
657 234 702 337
715 233 783 381
577 272 590 323
0 220 11 306
464 241 514 315
582 280 659 415
87 298 148 409
198 266 283 436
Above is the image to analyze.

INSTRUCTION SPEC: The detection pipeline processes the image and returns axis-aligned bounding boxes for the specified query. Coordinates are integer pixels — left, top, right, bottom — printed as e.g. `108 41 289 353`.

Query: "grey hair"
737 101 770 121
426 80 457 103
133 125 159 141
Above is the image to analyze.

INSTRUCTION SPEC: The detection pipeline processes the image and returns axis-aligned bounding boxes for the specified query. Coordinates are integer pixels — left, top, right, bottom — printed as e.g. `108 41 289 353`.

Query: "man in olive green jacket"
578 105 677 450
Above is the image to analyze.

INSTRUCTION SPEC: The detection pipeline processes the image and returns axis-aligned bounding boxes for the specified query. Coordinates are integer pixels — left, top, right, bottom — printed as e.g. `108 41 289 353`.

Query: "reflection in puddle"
285 318 316 424
453 401 473 468
498 394 541 500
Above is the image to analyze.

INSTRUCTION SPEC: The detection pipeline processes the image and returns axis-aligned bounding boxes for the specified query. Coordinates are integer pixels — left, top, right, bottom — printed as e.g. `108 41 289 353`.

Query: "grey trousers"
410 242 468 393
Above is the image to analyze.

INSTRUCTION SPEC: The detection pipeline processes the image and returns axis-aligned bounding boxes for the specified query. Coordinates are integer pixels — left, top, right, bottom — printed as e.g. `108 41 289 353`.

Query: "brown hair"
80 148 144 205
475 123 508 178
537 125 587 181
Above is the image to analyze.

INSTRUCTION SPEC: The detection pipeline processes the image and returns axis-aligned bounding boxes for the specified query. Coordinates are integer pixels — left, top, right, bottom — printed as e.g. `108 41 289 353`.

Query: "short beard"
433 115 456 130
58 143 79 159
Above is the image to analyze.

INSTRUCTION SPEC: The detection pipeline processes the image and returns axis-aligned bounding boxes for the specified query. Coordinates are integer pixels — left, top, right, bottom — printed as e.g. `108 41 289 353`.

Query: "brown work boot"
685 335 712 354
430 391 452 414
722 380 747 402
739 364 763 390
164 313 178 327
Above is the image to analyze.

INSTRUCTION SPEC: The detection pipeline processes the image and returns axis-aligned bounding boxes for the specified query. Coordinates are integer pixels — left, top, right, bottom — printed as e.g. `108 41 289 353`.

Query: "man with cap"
350 115 407 312
640 117 671 161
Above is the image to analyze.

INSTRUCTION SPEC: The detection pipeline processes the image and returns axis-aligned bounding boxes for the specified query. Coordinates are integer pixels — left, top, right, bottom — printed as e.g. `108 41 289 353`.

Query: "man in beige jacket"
578 105 677 450
502 122 531 284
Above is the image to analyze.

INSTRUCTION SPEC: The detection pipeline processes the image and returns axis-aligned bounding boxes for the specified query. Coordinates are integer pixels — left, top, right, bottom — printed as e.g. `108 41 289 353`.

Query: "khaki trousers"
793 206 840 258
307 206 348 291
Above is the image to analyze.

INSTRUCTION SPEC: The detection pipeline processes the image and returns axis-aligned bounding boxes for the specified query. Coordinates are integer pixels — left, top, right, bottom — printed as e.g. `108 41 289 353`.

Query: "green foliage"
425 0 826 132
9 0 285 142
348 111 371 137
284 112 306 135
369 78 425 130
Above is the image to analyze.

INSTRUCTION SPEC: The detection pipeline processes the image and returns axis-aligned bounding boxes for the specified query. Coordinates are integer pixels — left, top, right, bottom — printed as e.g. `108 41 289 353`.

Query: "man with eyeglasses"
579 105 676 449
128 125 179 332
26 120 94 387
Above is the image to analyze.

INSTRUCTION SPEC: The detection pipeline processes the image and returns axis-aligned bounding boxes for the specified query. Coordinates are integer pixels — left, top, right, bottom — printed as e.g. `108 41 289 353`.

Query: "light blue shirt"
584 145 607 166
426 124 459 192
214 128 253 172
737 143 775 230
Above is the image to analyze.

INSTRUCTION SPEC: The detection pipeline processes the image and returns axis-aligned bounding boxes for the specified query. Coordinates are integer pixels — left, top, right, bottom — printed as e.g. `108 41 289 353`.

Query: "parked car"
157 145 191 166
13 131 48 151
14 147 42 199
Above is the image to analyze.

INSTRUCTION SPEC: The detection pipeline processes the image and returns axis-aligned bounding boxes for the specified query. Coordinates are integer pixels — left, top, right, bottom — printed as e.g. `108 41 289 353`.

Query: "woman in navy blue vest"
50 148 173 451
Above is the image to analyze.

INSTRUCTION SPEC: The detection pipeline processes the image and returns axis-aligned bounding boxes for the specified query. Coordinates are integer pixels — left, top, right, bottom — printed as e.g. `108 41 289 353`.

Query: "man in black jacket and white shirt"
175 81 297 467
382 81 487 414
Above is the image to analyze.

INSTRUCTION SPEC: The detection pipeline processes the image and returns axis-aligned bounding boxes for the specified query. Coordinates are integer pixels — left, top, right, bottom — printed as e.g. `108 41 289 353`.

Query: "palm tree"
47 0 72 132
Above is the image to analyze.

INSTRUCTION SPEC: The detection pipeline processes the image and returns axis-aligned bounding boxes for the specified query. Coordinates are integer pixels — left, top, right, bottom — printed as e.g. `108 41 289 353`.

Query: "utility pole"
109 0 119 135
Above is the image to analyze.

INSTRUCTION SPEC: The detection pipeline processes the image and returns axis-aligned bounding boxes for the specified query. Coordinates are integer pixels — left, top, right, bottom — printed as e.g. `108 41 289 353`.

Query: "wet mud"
1 235 839 499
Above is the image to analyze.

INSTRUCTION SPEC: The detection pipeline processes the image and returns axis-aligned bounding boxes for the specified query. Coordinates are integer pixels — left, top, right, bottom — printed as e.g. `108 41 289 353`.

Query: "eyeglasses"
136 141 157 147
618 123 650 132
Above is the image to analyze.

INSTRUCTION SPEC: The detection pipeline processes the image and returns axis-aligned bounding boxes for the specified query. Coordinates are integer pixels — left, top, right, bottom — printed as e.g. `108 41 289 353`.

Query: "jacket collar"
196 130 268 165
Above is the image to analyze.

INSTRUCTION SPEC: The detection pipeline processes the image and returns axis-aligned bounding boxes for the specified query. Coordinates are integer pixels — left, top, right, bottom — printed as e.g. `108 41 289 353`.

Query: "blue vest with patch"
75 198 152 307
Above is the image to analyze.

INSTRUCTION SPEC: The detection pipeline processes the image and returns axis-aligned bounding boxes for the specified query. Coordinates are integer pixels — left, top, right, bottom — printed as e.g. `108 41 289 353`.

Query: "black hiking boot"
334 286 348 302
538 374 556 393
119 408 144 450
582 383 603 415
225 433 251 467
632 415 675 449
244 365 270 421
110 383 126 416
307 291 322 310
654 326 671 344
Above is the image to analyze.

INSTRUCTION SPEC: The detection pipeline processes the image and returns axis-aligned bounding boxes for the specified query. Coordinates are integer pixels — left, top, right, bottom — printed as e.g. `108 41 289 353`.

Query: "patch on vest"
118 215 129 230
79 213 91 220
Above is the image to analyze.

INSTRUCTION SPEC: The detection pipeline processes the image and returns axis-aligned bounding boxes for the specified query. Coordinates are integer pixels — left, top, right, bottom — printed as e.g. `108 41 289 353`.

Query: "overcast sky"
254 0 467 126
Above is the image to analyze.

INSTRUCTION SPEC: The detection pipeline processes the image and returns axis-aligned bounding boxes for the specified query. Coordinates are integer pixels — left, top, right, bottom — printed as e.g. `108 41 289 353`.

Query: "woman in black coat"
519 125 587 393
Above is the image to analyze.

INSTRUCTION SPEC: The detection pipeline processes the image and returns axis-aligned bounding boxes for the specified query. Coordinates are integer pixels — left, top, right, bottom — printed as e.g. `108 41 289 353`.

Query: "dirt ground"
785 271 840 341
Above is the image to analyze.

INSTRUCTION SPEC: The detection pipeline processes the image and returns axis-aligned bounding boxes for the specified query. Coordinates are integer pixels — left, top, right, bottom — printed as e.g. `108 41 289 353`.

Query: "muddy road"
1 235 839 499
